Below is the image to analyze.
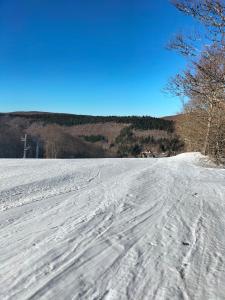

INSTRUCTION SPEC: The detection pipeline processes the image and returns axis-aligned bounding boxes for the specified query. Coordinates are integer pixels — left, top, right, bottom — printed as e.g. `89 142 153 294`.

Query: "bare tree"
168 0 225 162
171 0 225 48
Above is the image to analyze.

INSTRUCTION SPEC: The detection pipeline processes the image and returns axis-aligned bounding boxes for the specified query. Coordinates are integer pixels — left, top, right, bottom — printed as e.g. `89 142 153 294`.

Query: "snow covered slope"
1 153 225 300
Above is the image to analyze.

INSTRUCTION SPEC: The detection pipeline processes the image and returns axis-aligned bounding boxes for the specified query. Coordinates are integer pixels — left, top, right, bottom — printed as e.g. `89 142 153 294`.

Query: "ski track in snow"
0 153 225 300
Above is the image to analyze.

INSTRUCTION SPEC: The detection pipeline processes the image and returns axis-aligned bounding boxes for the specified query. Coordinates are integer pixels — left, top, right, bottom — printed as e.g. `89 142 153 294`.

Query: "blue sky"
0 0 196 116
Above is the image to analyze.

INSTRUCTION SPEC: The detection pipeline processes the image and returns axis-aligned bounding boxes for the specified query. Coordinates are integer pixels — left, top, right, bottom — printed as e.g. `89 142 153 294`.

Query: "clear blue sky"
0 0 196 116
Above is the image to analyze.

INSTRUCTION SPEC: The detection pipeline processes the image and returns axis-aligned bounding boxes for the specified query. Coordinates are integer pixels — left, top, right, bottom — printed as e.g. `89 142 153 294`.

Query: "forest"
0 112 182 158
1 112 174 131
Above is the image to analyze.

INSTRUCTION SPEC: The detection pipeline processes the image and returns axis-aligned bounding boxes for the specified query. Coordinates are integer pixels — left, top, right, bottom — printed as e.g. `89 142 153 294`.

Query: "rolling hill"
0 111 183 158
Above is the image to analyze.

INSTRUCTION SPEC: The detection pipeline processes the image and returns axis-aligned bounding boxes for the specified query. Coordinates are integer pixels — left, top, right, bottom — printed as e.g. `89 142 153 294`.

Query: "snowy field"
1 153 225 300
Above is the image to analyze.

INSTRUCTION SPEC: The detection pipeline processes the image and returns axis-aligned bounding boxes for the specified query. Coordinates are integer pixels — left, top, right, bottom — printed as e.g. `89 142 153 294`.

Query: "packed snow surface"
1 153 225 300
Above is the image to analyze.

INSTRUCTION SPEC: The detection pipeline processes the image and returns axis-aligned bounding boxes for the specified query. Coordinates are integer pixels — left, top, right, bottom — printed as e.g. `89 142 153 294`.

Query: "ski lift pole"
21 134 29 159
36 140 39 159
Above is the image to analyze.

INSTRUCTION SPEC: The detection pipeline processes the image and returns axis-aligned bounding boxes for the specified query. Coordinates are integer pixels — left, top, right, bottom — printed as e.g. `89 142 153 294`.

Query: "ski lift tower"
21 134 30 158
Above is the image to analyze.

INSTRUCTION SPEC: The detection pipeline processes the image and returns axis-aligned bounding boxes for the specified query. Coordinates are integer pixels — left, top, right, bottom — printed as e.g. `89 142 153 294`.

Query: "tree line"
4 112 174 132
0 117 106 158
168 0 225 163
114 126 184 157
0 115 181 159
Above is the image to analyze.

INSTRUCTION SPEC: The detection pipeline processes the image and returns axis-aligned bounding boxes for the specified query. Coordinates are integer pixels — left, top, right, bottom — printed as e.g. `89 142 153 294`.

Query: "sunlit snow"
1 153 225 299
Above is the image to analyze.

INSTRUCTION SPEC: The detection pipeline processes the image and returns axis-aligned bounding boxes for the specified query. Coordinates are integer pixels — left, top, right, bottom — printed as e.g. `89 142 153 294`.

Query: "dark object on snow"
182 242 190 246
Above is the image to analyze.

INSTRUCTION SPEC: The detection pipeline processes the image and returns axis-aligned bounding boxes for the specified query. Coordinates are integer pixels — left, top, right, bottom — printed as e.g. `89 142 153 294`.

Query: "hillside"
1 153 225 299
0 111 174 130
162 114 184 122
0 111 183 158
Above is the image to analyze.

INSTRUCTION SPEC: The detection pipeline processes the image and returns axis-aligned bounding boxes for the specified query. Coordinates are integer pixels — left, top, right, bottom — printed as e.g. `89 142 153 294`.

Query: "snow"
1 153 225 300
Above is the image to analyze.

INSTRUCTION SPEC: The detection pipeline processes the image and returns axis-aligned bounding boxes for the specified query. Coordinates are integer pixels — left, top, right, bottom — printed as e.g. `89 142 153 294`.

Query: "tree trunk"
203 102 214 156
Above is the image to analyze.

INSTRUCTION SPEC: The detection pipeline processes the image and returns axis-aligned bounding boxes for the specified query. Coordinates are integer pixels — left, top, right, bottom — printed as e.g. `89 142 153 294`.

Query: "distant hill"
162 114 184 122
1 111 174 131
0 111 184 158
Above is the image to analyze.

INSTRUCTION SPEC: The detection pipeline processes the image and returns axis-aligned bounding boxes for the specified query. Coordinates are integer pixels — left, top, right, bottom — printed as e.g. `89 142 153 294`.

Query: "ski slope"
1 153 225 300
